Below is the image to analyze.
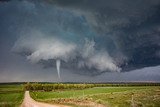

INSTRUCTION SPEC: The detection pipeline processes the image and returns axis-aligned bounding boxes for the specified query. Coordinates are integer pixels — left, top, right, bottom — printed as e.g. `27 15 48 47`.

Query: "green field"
0 84 24 107
30 86 160 107
0 83 160 107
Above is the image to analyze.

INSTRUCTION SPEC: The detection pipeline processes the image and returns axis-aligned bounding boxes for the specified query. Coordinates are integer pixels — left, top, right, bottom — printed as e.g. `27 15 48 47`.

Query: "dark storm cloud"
8 0 121 74
0 0 160 82
48 0 160 70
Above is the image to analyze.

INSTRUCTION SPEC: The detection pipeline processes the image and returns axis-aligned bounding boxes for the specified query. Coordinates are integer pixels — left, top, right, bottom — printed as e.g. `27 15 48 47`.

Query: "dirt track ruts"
21 91 70 107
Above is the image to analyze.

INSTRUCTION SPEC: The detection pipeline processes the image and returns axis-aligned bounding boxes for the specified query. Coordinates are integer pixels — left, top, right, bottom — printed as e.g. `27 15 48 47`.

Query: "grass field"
0 84 24 107
0 83 160 107
30 86 160 107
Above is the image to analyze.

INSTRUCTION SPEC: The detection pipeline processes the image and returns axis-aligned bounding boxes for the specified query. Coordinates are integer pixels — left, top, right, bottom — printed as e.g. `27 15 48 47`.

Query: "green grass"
89 87 160 107
0 85 24 92
30 87 150 100
30 86 160 107
0 85 24 107
1 84 159 107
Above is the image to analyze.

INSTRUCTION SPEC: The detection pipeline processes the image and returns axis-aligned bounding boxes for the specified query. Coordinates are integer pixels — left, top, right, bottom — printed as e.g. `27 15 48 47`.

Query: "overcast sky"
0 0 160 82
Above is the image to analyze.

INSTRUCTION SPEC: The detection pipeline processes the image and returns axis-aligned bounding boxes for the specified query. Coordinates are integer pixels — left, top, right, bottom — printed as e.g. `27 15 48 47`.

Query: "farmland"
28 83 160 107
0 83 160 107
0 84 24 107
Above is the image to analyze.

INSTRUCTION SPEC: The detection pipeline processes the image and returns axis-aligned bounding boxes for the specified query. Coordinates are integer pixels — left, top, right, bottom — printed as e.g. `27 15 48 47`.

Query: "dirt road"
21 91 70 107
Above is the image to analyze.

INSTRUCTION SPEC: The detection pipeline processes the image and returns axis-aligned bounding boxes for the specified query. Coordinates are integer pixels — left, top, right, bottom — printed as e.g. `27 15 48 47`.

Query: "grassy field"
0 84 24 107
0 83 160 107
30 86 160 107
89 87 160 107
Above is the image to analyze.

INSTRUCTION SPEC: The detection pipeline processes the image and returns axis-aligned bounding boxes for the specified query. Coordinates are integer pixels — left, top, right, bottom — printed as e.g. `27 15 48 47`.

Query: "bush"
43 84 53 91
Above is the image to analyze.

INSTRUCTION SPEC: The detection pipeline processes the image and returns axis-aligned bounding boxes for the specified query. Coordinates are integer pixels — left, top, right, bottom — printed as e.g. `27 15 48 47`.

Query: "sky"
0 0 160 82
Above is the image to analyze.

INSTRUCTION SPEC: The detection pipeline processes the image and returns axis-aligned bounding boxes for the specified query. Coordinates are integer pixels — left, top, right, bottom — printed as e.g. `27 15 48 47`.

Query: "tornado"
56 59 61 79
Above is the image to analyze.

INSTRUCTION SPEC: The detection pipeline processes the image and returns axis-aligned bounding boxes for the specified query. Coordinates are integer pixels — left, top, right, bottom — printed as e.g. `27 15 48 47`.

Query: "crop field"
0 84 24 107
30 85 160 107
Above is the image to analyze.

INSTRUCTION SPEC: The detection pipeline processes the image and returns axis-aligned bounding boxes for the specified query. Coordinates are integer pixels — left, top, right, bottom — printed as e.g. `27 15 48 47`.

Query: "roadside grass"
88 87 160 107
30 87 150 100
30 86 160 107
0 85 24 107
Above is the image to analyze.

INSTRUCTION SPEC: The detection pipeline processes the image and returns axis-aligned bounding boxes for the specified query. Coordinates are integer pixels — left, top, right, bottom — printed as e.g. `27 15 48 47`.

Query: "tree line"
24 83 94 91
24 82 160 91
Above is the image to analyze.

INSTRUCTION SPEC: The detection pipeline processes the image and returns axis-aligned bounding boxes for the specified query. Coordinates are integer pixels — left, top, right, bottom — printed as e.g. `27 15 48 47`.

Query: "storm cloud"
0 0 160 81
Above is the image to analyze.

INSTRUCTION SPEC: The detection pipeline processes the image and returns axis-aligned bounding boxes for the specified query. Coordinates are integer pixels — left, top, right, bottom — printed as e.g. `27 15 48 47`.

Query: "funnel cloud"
56 59 61 79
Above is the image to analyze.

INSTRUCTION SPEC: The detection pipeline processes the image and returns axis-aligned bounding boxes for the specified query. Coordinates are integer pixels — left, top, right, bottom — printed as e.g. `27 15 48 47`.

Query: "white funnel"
56 59 61 79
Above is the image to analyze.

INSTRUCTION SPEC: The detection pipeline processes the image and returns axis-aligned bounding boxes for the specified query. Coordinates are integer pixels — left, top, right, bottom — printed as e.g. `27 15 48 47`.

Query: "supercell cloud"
13 31 120 76
0 0 160 81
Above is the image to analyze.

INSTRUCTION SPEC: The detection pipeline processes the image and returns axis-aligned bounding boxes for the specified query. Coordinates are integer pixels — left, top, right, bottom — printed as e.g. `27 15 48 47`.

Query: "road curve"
21 91 70 107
